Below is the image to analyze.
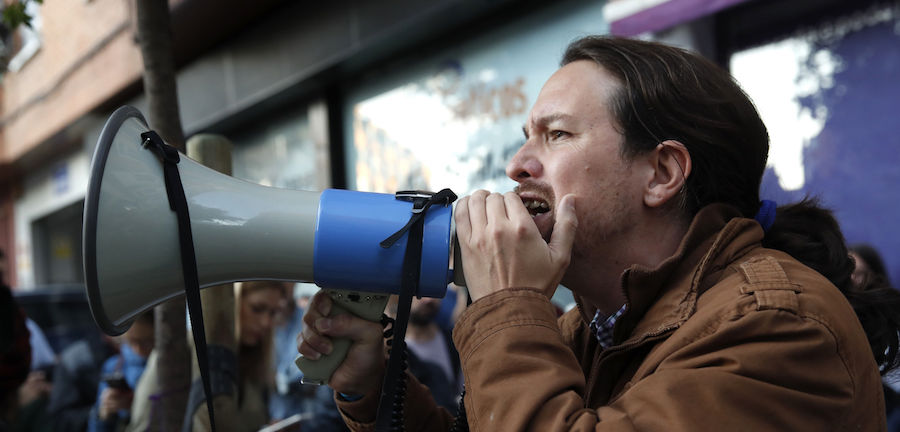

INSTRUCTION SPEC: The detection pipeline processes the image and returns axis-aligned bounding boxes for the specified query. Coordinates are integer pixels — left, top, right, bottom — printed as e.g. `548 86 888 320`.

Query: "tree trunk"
136 0 185 150
135 1 189 430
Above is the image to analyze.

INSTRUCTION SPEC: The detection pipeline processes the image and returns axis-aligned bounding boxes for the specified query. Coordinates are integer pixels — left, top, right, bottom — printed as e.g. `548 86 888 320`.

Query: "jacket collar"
575 204 764 346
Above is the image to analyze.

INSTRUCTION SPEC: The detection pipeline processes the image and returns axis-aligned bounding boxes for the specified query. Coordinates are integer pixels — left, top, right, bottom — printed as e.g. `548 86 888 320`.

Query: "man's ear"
644 140 691 208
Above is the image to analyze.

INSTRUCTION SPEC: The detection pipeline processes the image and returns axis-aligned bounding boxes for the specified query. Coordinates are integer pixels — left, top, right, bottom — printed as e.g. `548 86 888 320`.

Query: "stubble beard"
561 196 634 292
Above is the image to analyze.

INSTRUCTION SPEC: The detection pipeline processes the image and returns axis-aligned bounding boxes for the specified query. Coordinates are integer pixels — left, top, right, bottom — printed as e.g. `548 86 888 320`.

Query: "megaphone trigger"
294 289 390 385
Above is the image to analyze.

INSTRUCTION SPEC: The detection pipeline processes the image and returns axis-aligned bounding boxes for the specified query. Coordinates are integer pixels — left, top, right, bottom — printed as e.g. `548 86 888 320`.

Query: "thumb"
548 194 577 261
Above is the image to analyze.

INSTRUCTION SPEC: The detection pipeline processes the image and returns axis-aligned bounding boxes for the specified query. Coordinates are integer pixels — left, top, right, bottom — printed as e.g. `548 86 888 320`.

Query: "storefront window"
230 103 324 190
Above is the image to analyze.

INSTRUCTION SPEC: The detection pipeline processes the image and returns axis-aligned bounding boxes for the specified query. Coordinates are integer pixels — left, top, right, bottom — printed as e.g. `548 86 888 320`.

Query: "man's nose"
506 143 542 181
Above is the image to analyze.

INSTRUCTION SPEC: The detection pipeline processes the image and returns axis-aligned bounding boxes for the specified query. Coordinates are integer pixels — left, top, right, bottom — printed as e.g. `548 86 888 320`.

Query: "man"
405 297 461 395
393 295 462 410
299 36 899 431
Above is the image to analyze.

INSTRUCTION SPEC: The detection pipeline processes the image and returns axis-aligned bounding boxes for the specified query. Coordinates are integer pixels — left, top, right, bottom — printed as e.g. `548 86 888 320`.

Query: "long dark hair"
763 200 900 372
563 36 900 374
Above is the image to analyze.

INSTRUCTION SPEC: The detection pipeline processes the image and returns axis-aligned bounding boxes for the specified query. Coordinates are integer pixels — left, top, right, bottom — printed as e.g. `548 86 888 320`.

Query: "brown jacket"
339 204 886 431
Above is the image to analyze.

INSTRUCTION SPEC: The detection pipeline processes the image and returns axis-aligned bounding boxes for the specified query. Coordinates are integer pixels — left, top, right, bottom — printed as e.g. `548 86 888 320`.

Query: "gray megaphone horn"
83 105 465 385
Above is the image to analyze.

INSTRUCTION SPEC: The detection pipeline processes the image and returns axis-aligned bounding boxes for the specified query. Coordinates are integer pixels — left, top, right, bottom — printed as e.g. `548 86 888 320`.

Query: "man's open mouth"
522 197 551 217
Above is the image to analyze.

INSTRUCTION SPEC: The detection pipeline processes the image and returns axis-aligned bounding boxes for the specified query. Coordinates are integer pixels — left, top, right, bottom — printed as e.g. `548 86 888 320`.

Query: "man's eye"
550 130 568 140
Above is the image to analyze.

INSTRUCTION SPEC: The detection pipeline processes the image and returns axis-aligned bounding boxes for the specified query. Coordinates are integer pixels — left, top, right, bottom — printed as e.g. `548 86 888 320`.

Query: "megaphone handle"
295 289 390 385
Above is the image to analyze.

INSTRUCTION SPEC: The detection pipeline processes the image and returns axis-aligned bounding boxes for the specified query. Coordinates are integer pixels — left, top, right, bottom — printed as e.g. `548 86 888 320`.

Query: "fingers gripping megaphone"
83 106 465 385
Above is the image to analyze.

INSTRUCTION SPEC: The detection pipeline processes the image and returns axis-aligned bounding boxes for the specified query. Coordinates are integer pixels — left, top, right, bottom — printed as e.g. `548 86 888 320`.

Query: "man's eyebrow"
523 113 575 139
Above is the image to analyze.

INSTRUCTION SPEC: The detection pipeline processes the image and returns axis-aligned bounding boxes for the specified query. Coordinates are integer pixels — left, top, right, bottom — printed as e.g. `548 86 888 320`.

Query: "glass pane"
231 104 319 190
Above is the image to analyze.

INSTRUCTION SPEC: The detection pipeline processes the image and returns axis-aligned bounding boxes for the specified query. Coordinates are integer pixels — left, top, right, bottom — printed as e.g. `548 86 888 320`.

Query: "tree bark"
135 1 189 430
136 0 185 149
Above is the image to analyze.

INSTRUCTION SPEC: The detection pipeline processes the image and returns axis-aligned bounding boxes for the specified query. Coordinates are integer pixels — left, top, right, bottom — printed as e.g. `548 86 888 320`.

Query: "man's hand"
296 290 386 395
98 387 133 420
455 191 577 301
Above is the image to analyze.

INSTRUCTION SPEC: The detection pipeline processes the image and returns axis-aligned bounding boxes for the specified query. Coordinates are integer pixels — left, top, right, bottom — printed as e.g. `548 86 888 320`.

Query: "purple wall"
759 19 900 286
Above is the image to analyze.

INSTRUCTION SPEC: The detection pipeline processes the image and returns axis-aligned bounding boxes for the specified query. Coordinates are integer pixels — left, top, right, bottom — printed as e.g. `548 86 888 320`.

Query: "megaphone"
83 105 463 383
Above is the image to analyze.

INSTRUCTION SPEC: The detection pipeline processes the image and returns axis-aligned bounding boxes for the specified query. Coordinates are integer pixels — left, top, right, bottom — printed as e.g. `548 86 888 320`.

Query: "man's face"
507 60 644 264
409 297 440 326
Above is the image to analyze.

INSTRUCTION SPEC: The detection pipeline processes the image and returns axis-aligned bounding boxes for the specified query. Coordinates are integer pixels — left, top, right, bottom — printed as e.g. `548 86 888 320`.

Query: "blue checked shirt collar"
589 304 627 350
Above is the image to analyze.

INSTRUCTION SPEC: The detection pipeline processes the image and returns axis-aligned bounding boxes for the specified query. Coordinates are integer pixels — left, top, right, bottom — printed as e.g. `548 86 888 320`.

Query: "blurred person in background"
183 280 287 431
403 296 462 405
269 283 317 422
1 249 113 432
22 319 54 391
849 243 900 431
0 248 54 376
376 295 461 410
87 311 154 432
18 259 116 432
45 327 118 432
24 325 54 374
850 243 891 288
0 283 32 431
0 248 52 431
13 317 54 432
13 368 52 432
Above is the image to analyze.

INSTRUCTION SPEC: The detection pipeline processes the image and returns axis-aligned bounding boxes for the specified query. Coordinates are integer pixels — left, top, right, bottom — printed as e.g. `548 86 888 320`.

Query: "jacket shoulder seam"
799 311 857 429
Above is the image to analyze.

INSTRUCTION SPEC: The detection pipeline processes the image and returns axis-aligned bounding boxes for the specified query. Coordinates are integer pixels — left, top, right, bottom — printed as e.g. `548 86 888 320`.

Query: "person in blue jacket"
87 312 154 432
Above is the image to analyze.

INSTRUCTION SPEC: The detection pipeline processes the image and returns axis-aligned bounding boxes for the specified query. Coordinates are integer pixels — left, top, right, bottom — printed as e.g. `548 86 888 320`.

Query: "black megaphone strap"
374 189 457 431
141 130 217 432
379 189 458 249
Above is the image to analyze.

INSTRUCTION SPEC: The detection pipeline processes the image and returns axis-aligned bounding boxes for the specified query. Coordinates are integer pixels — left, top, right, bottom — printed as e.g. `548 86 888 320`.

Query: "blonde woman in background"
228 280 291 430
128 280 289 432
